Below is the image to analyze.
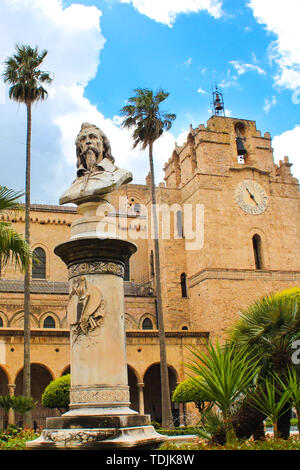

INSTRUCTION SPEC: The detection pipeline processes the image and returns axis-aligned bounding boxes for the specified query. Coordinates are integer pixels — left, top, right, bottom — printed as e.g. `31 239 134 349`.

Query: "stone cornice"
229 166 271 175
0 328 208 339
189 268 300 288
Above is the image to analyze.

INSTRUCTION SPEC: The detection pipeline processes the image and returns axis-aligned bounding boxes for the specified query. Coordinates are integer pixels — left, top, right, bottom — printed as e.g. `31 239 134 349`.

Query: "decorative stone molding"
44 429 118 443
189 268 300 288
70 386 130 406
68 261 124 280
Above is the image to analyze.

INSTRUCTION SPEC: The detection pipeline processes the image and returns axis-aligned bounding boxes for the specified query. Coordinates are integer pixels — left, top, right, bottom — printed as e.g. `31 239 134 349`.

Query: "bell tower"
212 85 225 117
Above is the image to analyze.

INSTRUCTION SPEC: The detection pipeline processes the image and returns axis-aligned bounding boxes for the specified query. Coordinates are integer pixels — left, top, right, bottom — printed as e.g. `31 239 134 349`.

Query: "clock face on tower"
235 179 268 215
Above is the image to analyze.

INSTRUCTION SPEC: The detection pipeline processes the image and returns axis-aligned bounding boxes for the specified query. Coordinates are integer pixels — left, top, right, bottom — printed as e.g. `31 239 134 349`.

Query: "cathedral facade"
0 115 299 427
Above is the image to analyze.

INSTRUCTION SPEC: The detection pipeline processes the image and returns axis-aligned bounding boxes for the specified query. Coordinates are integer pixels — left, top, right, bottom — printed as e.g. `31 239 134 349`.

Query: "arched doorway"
15 364 60 428
0 367 9 428
143 364 178 426
127 366 139 412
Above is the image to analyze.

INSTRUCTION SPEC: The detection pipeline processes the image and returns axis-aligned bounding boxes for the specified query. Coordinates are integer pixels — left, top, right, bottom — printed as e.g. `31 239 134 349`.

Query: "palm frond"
3 44 53 104
120 87 176 150
0 186 24 212
0 222 32 272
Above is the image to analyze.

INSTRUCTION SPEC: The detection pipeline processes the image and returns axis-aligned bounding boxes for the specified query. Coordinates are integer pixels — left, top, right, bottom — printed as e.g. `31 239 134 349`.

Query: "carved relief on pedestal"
68 260 125 279
68 275 105 337
70 387 130 405
44 429 119 443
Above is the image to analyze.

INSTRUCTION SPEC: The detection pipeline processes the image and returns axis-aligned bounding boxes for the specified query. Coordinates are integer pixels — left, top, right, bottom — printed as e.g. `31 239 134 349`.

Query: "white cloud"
0 0 178 203
0 0 106 203
229 60 266 76
119 0 223 26
263 96 277 113
197 87 207 95
248 0 300 90
183 57 192 67
272 126 300 181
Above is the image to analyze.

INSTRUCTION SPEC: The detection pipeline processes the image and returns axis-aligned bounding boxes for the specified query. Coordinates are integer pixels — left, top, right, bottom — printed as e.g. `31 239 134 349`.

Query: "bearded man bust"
59 122 132 205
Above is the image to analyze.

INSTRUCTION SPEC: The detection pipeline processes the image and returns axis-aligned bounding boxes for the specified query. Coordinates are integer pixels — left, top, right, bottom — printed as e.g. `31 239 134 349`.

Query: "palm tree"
249 374 296 439
229 290 300 439
186 341 260 442
121 88 176 428
0 186 31 273
3 44 53 426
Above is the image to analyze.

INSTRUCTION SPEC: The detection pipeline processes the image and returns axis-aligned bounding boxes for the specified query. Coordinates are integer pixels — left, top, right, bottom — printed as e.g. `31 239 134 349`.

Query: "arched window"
142 317 153 330
182 326 188 330
180 273 188 298
235 122 247 158
252 234 263 270
43 315 55 328
32 247 46 279
176 210 183 238
0 317 3 327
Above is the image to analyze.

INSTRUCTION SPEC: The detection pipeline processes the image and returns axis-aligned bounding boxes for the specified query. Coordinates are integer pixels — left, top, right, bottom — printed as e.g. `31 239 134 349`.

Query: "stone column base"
26 414 167 450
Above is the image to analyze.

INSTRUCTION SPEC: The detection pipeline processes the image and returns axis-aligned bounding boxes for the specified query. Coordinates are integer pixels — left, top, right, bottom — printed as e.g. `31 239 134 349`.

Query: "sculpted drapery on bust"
59 123 132 205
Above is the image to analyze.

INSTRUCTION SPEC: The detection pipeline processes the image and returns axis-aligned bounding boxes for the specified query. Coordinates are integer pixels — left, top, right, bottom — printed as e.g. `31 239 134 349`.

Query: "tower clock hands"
246 187 258 205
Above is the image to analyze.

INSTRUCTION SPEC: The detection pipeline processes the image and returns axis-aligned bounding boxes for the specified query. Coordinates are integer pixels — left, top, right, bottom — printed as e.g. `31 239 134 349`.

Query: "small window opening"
43 316 55 328
176 210 184 238
180 273 188 298
142 317 153 330
32 247 46 279
252 234 263 270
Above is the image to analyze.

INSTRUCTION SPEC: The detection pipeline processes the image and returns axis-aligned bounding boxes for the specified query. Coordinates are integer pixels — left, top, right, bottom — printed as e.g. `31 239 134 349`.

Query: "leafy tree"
0 396 14 427
0 395 36 428
41 374 70 414
121 88 176 428
0 186 31 273
172 377 208 408
11 396 36 416
2 44 53 426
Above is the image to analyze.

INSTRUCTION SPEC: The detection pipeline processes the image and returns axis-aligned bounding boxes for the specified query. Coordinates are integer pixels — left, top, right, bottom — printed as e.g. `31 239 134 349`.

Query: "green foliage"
172 377 209 405
250 375 295 430
195 409 224 440
229 290 300 374
2 44 53 105
0 426 40 450
0 186 32 272
42 374 70 411
186 341 260 415
159 436 300 451
0 396 14 414
156 426 199 436
120 88 176 150
0 395 35 416
185 341 260 442
12 396 36 415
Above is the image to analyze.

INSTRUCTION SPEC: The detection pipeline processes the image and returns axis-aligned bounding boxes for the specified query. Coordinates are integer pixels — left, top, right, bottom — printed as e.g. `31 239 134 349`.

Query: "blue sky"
0 0 299 203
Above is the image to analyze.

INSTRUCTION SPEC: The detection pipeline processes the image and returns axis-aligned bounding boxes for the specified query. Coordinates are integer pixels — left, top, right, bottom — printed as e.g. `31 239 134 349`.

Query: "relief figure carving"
69 276 105 337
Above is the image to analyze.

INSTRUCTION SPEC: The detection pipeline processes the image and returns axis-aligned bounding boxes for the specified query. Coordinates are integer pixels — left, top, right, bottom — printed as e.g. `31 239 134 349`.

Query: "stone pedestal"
27 236 166 450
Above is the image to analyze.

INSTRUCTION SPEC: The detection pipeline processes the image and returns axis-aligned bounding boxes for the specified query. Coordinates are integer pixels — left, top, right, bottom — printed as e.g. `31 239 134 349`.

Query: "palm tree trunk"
23 101 32 427
148 142 173 429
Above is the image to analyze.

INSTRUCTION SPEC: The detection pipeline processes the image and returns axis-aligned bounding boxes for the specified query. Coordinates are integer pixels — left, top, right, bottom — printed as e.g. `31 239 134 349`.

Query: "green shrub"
160 436 300 451
0 427 40 450
172 377 208 405
156 426 199 436
41 374 70 412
